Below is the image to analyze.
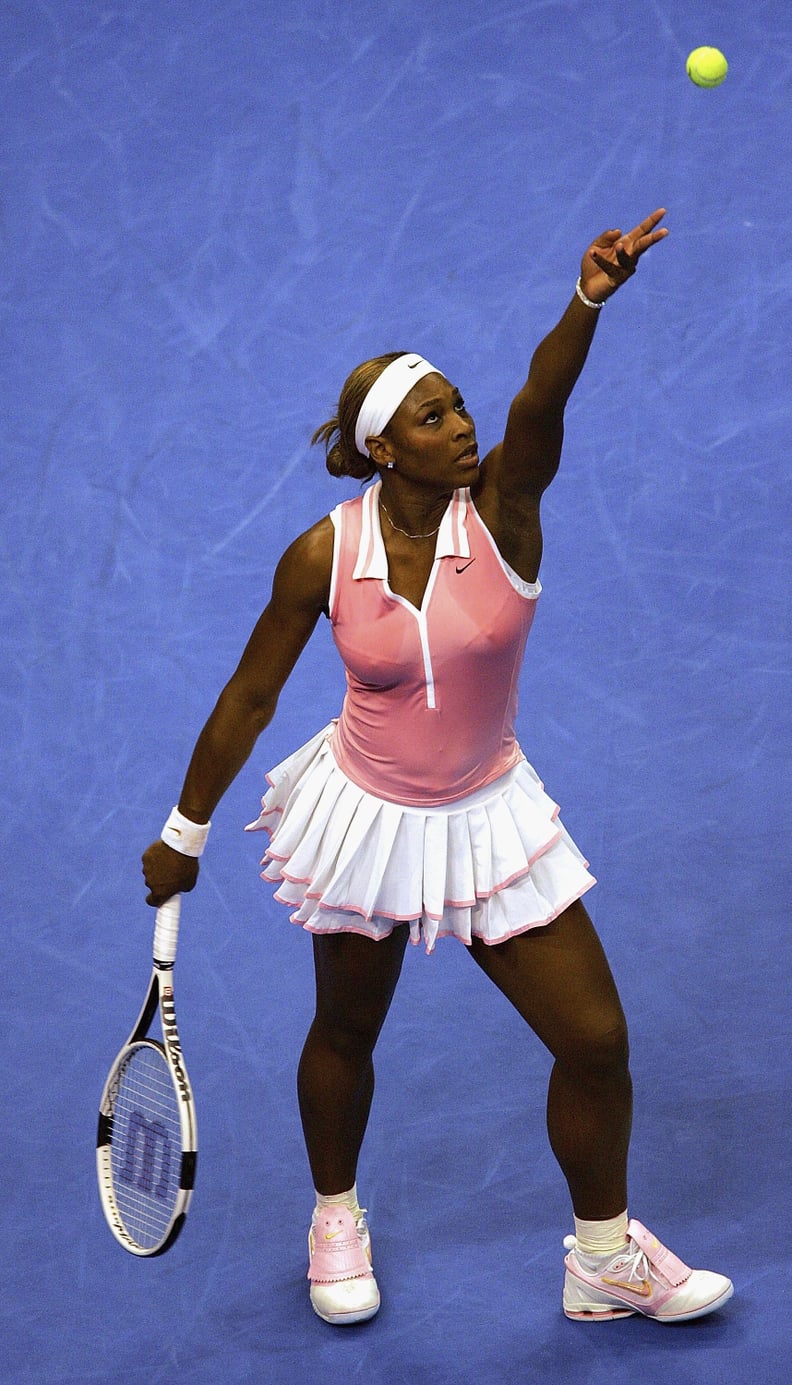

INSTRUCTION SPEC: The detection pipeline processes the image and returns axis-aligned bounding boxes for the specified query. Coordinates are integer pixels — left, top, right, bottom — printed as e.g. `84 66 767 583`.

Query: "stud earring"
386 461 395 470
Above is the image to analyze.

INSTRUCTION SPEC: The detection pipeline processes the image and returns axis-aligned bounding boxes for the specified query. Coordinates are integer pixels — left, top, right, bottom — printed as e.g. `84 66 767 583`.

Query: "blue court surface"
2 2 789 1382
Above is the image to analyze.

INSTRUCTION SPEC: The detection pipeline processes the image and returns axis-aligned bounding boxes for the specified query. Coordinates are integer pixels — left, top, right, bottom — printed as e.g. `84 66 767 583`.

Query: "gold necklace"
379 499 441 541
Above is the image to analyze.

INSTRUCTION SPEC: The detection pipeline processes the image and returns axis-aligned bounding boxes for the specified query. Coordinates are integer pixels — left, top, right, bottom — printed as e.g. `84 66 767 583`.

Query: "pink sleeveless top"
327 482 541 806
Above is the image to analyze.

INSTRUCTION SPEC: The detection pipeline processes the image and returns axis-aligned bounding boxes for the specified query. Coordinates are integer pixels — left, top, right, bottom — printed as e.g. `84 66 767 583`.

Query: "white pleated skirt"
245 724 596 954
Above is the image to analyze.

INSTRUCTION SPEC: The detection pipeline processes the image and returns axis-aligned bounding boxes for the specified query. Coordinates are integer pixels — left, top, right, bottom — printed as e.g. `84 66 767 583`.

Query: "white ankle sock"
573 1211 629 1257
314 1184 362 1220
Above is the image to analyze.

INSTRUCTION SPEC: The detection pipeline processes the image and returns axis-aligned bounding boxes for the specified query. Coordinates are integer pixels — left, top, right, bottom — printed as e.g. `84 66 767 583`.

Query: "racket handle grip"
154 894 182 965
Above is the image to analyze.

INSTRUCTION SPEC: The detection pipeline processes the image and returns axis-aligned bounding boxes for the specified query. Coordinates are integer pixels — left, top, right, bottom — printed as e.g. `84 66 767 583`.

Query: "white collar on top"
352 480 470 580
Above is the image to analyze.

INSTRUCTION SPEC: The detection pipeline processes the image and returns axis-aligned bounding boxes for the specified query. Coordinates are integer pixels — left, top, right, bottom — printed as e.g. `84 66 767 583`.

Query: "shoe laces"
610 1242 652 1286
566 1234 654 1287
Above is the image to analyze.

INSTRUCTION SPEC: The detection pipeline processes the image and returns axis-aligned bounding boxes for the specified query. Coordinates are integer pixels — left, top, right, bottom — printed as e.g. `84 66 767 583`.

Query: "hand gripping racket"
97 896 197 1255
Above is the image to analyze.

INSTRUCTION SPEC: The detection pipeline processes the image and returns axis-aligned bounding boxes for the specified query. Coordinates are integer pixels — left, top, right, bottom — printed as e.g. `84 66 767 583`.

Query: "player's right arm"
142 516 334 905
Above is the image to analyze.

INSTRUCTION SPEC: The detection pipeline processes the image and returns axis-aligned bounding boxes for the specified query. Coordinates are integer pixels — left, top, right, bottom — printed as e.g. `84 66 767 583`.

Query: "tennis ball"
686 46 728 88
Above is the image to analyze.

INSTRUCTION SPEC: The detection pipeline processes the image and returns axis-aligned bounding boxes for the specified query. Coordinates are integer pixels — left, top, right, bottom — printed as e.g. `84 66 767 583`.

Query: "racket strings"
109 1045 183 1249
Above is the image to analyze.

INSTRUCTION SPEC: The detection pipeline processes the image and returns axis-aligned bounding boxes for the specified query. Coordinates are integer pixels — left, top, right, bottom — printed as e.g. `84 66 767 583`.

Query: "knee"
310 1006 383 1064
559 1011 631 1080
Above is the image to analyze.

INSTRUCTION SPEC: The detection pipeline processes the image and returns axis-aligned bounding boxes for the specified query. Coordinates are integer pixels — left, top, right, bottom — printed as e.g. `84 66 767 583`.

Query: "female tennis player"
142 209 733 1326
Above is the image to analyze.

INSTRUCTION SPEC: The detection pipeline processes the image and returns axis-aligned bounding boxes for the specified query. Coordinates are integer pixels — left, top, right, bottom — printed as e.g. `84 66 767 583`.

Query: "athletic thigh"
311 925 410 1044
469 900 629 1067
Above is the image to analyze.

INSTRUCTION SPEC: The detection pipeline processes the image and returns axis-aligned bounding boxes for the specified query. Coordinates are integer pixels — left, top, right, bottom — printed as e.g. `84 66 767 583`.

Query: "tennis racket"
97 895 197 1255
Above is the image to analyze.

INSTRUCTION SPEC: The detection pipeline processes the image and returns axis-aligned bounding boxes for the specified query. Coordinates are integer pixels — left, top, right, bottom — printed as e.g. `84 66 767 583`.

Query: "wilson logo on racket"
120 1112 174 1198
161 991 191 1105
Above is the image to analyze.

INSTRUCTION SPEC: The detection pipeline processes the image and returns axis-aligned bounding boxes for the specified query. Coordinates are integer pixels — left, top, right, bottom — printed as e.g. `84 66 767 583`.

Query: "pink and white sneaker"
307 1205 380 1325
563 1219 734 1323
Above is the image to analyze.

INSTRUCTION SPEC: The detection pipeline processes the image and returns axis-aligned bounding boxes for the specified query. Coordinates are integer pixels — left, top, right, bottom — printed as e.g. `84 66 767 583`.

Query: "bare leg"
470 900 632 1219
297 926 409 1194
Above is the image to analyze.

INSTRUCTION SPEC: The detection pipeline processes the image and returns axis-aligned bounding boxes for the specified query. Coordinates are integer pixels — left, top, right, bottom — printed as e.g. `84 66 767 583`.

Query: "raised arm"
475 209 668 580
141 517 333 906
497 208 668 498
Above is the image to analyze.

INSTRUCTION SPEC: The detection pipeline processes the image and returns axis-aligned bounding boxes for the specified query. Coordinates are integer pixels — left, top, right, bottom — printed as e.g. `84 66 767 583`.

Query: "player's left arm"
485 209 669 503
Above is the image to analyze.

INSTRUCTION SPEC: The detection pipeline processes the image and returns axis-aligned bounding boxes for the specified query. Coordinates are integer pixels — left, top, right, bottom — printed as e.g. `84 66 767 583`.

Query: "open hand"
579 208 668 304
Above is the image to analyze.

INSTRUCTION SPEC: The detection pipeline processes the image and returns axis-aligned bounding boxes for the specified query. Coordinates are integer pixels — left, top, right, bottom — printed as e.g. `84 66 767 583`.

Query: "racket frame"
97 896 197 1256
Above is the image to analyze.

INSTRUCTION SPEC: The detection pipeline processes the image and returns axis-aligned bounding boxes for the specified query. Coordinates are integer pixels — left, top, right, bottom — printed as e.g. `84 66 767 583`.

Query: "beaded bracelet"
575 277 605 310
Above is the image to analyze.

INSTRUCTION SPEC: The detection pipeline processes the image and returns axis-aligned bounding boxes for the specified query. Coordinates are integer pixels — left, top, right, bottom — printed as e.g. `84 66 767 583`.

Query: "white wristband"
575 276 605 310
161 806 211 857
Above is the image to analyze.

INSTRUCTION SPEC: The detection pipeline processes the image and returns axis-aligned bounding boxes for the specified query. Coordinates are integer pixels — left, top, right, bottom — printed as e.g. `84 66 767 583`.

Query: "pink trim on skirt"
245 724 595 954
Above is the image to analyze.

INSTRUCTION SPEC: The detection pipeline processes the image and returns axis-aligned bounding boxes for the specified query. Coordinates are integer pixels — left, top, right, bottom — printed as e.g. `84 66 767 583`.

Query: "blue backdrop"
1 2 789 1381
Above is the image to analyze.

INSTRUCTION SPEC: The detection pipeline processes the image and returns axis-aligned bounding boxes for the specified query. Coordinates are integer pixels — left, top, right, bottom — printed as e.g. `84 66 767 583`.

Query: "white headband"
354 353 444 457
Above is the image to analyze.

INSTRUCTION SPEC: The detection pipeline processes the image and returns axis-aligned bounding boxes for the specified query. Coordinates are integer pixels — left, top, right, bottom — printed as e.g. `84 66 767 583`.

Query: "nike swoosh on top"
455 559 475 574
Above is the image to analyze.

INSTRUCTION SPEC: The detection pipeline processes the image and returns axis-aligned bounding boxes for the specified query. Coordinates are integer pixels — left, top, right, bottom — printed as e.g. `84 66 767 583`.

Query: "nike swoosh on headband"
354 354 444 457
